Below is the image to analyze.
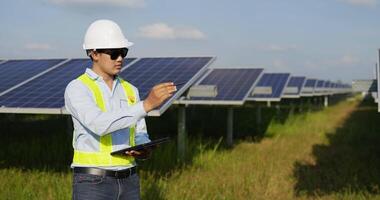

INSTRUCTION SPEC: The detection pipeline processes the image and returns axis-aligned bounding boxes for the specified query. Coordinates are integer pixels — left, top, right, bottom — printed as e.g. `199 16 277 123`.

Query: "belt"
73 167 137 179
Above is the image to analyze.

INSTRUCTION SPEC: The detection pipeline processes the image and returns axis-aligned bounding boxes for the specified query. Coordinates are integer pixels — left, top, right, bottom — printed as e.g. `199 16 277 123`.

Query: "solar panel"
324 81 331 88
300 78 317 96
0 58 136 114
119 57 214 116
248 73 291 101
314 80 326 95
316 80 325 88
323 81 332 95
282 76 306 98
177 68 263 105
0 59 66 95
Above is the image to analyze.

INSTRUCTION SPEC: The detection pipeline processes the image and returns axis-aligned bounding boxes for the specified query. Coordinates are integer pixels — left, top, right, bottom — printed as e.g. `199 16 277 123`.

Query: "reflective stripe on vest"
73 74 137 166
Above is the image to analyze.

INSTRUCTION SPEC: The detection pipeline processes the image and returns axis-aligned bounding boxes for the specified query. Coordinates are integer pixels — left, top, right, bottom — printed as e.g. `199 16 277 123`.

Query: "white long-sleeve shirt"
64 68 150 170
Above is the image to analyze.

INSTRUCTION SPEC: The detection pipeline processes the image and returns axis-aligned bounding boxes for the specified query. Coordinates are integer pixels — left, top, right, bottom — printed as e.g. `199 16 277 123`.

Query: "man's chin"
112 68 121 75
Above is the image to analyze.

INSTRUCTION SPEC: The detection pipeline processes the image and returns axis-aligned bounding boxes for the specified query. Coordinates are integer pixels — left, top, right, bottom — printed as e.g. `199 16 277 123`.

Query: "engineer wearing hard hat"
64 19 176 200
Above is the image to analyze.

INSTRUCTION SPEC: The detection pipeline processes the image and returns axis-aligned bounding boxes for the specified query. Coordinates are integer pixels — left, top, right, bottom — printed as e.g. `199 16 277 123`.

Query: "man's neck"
92 65 115 82
92 65 115 91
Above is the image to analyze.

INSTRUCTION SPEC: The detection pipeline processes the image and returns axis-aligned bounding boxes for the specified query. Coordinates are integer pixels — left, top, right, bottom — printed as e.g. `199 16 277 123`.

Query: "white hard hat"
83 19 133 50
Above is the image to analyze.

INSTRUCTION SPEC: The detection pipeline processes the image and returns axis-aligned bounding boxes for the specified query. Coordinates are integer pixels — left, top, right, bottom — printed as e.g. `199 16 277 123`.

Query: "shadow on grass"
293 98 380 197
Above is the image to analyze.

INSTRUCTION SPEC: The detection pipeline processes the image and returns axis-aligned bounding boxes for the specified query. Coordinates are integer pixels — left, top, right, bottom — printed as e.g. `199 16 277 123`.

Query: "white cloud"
258 44 298 52
24 43 52 51
138 23 206 40
48 0 145 8
337 55 360 64
339 0 377 7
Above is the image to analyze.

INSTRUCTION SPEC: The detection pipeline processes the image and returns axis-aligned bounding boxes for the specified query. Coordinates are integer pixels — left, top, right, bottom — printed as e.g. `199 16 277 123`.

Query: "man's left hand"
125 148 152 159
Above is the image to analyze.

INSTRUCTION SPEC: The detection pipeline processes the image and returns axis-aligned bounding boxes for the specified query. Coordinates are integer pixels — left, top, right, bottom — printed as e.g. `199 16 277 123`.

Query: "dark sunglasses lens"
110 49 128 60
97 48 128 60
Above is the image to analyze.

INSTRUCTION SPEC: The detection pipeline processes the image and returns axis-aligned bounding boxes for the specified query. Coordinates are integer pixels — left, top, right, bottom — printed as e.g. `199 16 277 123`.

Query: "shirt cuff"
135 132 151 145
134 101 147 119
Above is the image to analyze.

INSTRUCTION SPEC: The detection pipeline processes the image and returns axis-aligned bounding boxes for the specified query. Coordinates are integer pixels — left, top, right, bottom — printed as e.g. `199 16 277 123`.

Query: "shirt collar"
85 68 121 84
85 68 100 80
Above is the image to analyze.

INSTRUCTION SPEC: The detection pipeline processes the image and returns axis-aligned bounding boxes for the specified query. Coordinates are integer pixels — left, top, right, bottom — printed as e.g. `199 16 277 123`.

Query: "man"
64 19 176 200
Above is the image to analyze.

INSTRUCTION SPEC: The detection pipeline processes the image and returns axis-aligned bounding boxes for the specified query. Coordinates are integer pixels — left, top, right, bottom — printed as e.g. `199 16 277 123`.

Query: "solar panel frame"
0 58 137 114
119 56 216 116
0 60 7 65
177 67 264 105
282 76 306 98
247 73 291 102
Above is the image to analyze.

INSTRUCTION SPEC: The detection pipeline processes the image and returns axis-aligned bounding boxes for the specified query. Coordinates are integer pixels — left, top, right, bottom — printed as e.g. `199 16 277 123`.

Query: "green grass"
140 96 380 199
2 96 380 199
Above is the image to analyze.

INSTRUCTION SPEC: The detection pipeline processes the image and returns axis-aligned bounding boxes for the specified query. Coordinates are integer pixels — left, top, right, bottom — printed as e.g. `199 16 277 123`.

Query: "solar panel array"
0 57 214 116
0 57 352 115
178 68 263 105
0 58 137 113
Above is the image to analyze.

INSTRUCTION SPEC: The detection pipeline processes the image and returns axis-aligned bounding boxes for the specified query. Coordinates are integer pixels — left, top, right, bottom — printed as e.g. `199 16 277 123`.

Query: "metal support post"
177 105 186 160
226 107 234 147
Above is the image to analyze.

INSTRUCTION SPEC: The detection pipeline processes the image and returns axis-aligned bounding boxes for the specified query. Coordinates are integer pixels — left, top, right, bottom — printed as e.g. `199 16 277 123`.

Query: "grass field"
1 96 380 199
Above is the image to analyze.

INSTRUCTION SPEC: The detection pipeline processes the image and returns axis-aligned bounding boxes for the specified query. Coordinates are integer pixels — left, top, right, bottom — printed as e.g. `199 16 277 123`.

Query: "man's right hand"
143 82 177 112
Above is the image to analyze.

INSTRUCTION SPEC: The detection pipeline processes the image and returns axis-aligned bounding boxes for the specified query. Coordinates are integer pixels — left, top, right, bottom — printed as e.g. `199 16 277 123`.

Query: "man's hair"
86 49 94 61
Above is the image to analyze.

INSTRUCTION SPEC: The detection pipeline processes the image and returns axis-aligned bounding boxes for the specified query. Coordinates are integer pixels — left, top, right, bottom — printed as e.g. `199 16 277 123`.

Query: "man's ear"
91 51 100 62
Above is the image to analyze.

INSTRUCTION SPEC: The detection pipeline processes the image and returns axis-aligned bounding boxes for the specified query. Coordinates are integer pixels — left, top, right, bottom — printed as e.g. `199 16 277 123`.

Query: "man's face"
92 48 128 76
97 52 123 76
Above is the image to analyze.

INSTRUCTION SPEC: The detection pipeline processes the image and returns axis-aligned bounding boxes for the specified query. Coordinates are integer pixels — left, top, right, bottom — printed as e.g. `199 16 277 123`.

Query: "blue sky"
1 0 380 83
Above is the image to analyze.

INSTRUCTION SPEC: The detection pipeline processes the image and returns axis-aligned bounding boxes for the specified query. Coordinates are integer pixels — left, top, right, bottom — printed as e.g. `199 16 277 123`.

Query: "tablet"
110 137 170 155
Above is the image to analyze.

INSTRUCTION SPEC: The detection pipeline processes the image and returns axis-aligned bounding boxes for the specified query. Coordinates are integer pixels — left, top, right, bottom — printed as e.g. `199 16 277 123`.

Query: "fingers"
143 82 178 112
125 150 142 156
153 82 174 90
150 83 177 101
154 83 177 94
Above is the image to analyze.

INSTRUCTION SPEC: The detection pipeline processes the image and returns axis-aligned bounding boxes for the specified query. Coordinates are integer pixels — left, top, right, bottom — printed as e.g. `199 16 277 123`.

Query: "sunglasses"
96 48 129 60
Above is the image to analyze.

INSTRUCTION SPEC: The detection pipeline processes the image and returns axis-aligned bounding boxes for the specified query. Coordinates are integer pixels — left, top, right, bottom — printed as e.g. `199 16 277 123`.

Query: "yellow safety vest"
72 73 137 166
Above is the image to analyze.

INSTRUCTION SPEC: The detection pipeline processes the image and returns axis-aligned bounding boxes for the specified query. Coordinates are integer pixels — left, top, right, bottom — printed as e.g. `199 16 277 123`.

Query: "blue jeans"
72 172 140 200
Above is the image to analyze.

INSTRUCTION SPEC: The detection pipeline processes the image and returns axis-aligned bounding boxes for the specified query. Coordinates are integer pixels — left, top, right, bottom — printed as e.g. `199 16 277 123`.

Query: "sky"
1 0 380 83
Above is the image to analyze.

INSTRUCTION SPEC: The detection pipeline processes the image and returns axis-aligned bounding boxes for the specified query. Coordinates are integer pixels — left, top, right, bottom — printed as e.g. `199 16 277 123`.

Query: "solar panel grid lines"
248 73 291 101
177 68 264 105
287 76 306 88
0 59 68 96
119 57 215 116
0 58 137 111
